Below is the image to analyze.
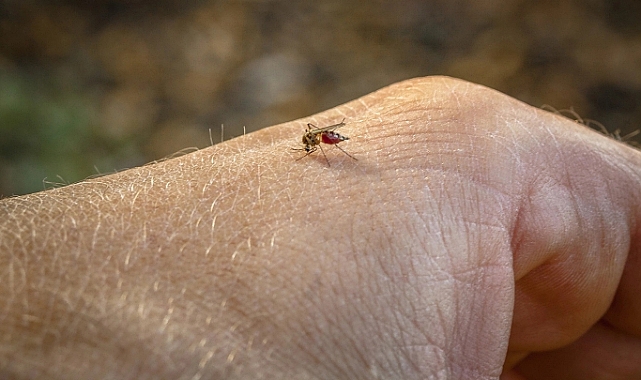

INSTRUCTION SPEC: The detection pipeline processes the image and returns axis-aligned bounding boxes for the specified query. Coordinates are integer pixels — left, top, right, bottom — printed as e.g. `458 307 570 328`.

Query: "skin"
1 76 641 379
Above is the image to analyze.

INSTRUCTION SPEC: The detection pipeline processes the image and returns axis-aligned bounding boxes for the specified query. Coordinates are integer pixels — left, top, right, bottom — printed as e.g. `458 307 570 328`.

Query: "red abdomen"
321 131 348 145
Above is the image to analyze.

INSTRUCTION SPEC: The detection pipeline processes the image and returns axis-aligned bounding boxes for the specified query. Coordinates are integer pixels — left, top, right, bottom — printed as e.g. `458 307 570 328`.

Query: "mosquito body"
292 119 356 167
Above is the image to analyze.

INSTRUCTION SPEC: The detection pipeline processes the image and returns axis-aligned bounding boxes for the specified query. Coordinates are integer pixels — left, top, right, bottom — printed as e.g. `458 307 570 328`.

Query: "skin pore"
1 76 641 379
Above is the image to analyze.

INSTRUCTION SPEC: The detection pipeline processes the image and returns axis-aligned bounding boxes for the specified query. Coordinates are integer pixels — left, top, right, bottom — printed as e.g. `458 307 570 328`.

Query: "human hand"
1 76 640 379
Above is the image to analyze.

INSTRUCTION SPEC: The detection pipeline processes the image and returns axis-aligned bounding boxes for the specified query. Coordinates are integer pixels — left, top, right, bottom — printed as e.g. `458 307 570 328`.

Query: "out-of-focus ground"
1 0 640 195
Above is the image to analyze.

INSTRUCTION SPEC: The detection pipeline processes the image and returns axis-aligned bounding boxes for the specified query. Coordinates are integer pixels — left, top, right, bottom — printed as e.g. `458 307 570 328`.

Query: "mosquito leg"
318 144 330 167
293 146 316 161
334 144 357 160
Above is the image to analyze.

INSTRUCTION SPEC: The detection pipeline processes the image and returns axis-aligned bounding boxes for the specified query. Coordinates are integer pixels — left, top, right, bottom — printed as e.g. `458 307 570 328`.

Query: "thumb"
500 88 641 375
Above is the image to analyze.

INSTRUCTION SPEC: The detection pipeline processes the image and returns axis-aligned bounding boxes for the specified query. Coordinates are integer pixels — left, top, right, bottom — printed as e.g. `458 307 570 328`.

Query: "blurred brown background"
1 0 640 196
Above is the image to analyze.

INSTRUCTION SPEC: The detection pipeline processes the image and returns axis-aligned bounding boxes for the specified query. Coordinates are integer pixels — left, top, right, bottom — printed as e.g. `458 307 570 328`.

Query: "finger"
605 238 641 337
506 106 641 356
513 321 641 379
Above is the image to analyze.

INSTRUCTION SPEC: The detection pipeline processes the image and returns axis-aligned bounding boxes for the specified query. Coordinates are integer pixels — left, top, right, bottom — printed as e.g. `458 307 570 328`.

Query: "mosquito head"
302 133 319 146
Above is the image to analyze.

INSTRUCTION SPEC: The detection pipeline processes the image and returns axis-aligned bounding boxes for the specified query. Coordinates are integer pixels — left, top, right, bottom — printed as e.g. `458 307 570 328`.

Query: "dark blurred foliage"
1 0 640 195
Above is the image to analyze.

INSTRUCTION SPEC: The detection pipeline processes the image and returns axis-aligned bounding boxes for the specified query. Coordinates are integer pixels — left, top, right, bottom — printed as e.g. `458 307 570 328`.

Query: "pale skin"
1 76 641 379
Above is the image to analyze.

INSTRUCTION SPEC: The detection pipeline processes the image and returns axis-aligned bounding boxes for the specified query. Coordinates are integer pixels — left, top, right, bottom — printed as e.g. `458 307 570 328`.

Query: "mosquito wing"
307 119 346 134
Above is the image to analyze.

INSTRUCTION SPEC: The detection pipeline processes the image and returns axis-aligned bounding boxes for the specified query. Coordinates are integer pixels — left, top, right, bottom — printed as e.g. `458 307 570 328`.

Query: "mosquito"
292 118 356 167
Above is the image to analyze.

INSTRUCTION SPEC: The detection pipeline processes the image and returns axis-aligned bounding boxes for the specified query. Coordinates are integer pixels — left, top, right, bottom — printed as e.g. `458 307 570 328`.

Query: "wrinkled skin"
1 77 641 379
